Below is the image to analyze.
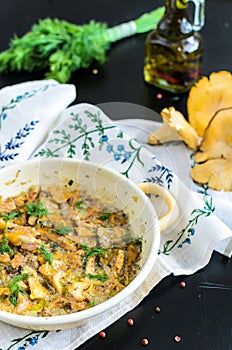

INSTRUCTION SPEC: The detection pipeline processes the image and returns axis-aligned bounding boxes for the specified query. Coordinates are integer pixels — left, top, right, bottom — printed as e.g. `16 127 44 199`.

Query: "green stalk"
103 7 165 43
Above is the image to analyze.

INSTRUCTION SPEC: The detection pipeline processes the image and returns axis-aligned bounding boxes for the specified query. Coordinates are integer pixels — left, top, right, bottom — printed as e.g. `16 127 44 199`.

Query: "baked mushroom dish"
0 185 142 317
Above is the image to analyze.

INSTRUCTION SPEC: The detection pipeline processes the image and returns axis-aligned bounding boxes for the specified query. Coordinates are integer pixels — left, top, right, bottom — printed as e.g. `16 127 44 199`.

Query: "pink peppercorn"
156 93 163 99
99 331 106 339
174 335 182 343
180 281 186 289
127 318 134 326
141 338 149 346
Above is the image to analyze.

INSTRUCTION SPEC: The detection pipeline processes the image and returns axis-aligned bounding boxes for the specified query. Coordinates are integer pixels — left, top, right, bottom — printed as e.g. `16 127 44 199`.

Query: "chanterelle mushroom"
187 71 232 137
148 106 199 150
191 159 232 192
194 107 232 163
191 107 232 191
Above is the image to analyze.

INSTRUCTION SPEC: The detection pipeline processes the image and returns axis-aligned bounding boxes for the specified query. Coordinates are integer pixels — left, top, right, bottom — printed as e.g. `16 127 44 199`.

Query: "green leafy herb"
134 237 143 253
25 202 48 218
52 224 73 236
8 273 30 306
0 8 164 83
89 298 96 307
0 237 14 256
98 213 111 221
38 244 54 265
1 211 20 221
87 273 107 282
80 244 107 257
0 211 20 231
75 200 87 210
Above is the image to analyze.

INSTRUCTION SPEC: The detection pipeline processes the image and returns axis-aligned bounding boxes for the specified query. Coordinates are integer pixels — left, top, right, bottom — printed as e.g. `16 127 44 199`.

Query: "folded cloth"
0 80 76 167
0 83 231 350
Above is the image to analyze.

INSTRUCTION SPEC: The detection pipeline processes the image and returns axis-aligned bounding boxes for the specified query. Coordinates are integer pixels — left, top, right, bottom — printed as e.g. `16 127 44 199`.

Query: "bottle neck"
157 0 193 39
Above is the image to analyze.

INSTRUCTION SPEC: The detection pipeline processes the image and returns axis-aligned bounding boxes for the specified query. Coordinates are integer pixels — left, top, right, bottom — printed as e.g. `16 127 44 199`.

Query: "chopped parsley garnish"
80 244 107 257
98 213 111 221
8 273 30 306
25 202 48 218
0 211 20 231
38 244 54 265
0 237 14 256
87 273 107 282
1 211 20 221
75 200 87 210
52 224 74 236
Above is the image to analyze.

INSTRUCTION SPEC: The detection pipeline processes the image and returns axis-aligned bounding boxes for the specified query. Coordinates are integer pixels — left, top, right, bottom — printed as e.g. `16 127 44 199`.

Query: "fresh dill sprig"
75 200 87 210
87 273 107 282
98 212 111 221
25 202 48 218
0 237 14 256
0 8 164 83
38 243 54 265
8 273 30 306
0 211 20 231
80 244 107 257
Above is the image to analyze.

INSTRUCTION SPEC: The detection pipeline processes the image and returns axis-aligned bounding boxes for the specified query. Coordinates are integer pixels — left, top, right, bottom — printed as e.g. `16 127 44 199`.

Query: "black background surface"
0 1 232 349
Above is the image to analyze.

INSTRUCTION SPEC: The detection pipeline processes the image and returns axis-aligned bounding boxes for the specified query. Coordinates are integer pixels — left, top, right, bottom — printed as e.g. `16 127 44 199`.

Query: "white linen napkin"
0 81 231 350
0 80 76 167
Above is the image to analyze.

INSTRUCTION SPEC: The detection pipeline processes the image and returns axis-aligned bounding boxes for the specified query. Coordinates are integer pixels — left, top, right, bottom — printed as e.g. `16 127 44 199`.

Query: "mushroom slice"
191 159 232 191
187 71 232 137
194 108 232 163
148 106 199 150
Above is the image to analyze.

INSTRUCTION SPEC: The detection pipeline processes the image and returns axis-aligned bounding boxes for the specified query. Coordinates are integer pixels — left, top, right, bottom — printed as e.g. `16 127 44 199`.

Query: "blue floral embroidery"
0 84 51 129
0 120 39 162
117 144 124 152
103 140 132 164
114 153 121 161
145 161 174 189
2 330 52 350
29 337 38 346
35 110 146 178
35 110 117 160
106 144 113 153
159 185 215 255
100 135 108 142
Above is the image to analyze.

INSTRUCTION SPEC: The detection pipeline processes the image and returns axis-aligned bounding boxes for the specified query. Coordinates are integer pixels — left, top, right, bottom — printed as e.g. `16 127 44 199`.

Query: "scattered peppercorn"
127 318 134 326
179 281 186 289
99 331 106 339
141 338 149 346
174 335 182 343
156 93 163 99
155 306 161 313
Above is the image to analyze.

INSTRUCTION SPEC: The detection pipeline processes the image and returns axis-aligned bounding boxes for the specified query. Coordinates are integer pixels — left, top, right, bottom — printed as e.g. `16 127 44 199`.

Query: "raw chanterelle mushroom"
148 70 232 191
191 108 232 191
191 159 232 192
148 106 199 150
187 71 232 137
194 107 232 163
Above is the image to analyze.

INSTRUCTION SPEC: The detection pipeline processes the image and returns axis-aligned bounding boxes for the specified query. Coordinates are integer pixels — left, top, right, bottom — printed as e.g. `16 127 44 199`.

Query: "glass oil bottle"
144 0 205 93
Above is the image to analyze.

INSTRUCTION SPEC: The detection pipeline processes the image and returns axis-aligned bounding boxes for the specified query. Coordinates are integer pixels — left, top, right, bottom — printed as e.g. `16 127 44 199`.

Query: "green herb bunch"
0 19 110 83
0 8 164 83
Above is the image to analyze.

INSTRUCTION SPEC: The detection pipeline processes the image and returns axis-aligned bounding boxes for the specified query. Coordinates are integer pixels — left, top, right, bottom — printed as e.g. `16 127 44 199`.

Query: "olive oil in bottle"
144 0 205 93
